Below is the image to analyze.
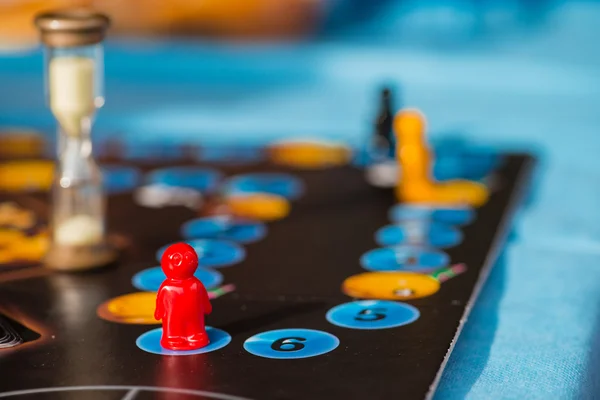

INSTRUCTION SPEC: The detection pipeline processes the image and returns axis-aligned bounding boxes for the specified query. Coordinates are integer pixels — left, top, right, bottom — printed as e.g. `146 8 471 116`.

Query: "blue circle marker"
326 300 420 330
433 139 500 181
460 153 500 180
198 146 264 165
352 145 374 167
132 266 223 292
101 165 141 194
375 222 462 248
388 204 475 226
360 247 449 272
433 157 464 181
224 173 304 200
136 326 231 356
156 239 245 268
181 216 267 244
243 329 339 359
146 167 223 193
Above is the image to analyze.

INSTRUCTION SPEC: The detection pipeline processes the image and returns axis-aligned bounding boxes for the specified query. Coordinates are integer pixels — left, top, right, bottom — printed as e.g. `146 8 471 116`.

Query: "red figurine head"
161 242 198 280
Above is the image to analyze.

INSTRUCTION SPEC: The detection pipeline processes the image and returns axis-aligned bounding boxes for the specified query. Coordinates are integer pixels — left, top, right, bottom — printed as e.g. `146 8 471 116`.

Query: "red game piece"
154 242 212 350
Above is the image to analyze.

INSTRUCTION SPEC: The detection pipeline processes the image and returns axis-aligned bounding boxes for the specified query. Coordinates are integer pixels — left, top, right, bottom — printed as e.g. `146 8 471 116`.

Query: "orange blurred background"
0 0 324 49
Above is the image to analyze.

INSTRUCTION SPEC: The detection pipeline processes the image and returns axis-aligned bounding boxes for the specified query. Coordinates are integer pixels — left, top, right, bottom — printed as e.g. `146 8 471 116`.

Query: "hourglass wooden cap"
35 10 110 47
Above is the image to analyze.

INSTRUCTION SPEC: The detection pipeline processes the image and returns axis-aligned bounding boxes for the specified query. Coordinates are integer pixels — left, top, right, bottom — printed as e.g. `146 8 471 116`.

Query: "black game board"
0 148 534 400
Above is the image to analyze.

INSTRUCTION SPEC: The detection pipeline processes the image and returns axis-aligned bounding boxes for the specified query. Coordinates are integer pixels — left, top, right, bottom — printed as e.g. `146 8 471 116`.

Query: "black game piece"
374 87 396 157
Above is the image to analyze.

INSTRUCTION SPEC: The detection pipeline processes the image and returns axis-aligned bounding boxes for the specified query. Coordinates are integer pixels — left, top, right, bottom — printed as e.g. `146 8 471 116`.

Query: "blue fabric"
437 246 600 399
1 1 600 398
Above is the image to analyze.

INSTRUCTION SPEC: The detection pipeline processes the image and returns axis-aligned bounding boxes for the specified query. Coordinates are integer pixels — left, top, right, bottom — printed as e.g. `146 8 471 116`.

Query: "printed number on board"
244 329 339 359
355 307 386 322
271 337 306 352
327 301 420 330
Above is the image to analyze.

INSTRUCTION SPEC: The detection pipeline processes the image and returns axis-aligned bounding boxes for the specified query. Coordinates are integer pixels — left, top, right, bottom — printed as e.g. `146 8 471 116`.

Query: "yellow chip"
98 292 158 325
0 160 54 192
342 271 440 300
226 192 290 221
268 140 352 169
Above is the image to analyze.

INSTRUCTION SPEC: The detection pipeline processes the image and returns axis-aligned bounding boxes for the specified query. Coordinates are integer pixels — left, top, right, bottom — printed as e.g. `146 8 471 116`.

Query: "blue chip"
156 239 245 268
146 167 223 193
326 300 420 330
224 173 304 200
433 157 464 181
434 141 500 181
352 142 393 167
460 153 500 180
352 146 374 167
244 329 339 359
181 216 267 244
136 326 231 356
375 222 462 248
431 208 474 225
132 266 223 292
198 146 264 165
388 204 474 226
360 246 449 272
101 165 141 194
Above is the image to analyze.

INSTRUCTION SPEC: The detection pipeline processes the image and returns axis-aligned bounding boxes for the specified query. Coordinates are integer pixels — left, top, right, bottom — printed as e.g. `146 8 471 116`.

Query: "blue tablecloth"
1 1 600 398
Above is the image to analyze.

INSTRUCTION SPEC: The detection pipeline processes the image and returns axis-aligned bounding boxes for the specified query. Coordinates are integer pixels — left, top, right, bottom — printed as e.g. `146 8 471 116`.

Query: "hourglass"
35 10 116 270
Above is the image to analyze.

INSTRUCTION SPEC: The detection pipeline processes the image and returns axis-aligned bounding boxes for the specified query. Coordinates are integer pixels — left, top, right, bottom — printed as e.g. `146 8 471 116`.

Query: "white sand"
49 57 96 137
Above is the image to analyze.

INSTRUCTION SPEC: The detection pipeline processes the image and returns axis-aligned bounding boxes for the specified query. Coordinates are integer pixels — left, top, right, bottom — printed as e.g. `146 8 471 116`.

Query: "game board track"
0 154 533 400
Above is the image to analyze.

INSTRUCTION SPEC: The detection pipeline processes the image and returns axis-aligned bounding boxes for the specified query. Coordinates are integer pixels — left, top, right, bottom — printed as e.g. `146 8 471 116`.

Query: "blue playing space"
1 1 600 398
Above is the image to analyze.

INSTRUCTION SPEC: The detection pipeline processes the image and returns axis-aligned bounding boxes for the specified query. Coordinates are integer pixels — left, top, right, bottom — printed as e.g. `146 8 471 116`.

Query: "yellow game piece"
425 180 489 206
97 292 159 325
226 193 291 221
394 109 489 207
342 271 440 300
0 160 54 192
268 140 352 169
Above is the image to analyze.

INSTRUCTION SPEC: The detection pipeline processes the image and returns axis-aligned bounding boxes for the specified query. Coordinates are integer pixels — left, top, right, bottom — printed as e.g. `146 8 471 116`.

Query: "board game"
0 127 534 399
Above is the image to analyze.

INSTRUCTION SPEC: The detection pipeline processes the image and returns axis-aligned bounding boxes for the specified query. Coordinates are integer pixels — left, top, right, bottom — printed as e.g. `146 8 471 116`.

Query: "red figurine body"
154 242 212 350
